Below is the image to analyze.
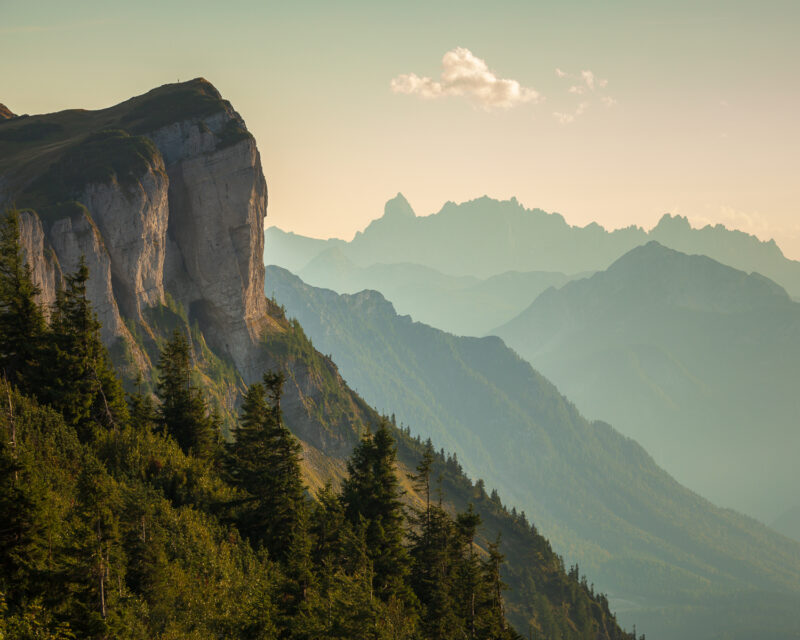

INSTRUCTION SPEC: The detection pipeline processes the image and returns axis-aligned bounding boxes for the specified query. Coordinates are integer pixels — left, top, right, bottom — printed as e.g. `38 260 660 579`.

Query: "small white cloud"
581 70 596 90
568 85 585 95
601 96 617 107
391 47 541 109
553 111 575 125
555 67 568 78
553 101 589 125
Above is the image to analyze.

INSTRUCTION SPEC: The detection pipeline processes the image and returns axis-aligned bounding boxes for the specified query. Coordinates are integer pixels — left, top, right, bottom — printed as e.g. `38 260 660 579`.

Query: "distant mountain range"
267 264 800 640
495 241 800 524
266 193 800 302
1 79 635 638
291 247 576 336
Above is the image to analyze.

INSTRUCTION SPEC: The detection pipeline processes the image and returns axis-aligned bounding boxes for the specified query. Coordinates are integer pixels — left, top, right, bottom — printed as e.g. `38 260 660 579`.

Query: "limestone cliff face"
80 160 169 320
148 116 268 378
2 79 361 453
18 211 61 311
3 80 269 381
48 210 131 346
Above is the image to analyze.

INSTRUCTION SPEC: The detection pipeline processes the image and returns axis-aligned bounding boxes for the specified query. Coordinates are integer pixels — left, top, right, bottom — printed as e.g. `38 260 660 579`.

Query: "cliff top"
0 78 233 197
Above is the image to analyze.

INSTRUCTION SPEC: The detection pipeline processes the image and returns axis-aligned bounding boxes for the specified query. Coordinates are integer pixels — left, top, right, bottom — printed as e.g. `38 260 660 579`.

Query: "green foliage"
225 374 307 564
342 420 413 605
0 211 633 640
155 330 218 460
268 263 800 638
0 209 47 391
121 79 228 133
216 118 253 149
42 258 129 439
0 121 63 143
26 130 160 209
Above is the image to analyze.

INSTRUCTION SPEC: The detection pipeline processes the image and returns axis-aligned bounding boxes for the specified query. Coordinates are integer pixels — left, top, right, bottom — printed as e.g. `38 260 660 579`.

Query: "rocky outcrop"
48 209 127 343
18 211 61 311
3 79 269 381
81 160 169 320
149 117 268 378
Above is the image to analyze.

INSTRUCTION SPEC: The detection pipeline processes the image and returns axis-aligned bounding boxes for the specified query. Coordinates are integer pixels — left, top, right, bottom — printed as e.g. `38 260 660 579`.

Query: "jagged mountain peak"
383 192 416 219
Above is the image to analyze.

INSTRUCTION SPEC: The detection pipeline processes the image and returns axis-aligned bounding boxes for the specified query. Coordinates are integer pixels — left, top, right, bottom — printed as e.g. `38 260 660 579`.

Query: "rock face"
81 161 169 320
2 79 269 380
18 211 62 311
153 119 268 378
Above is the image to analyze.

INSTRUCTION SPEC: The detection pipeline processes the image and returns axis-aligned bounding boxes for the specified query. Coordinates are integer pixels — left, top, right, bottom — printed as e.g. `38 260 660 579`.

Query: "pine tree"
227 373 307 565
0 390 45 604
127 372 155 433
341 420 415 612
476 535 510 640
44 259 128 439
455 504 482 640
155 330 216 458
0 208 47 393
408 441 462 638
63 454 125 639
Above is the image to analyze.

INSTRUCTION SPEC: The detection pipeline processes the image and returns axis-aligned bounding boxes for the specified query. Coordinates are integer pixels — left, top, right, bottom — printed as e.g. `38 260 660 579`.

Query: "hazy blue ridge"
494 241 800 524
265 264 800 640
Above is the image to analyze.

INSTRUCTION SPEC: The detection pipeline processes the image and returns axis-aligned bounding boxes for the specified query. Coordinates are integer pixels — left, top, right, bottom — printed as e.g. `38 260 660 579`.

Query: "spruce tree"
341 419 414 609
155 329 216 458
45 259 128 439
227 373 307 565
127 372 155 433
455 504 482 640
0 392 45 605
63 454 125 639
408 442 462 638
0 208 47 393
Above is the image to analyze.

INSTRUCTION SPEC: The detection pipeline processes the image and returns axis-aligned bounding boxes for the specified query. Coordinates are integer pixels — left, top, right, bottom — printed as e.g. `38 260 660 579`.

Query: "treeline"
0 206 525 638
0 208 642 639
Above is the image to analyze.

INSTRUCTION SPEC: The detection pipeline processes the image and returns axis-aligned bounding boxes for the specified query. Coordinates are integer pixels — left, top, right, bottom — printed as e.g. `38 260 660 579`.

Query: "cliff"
0 80 636 638
0 79 360 453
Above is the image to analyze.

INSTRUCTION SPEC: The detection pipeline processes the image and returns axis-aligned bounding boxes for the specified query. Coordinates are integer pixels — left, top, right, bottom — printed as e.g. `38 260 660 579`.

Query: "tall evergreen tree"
0 209 47 392
155 330 216 458
45 259 128 439
63 454 126 639
408 442 463 638
476 535 511 640
341 419 415 611
127 372 155 433
226 373 307 565
0 390 45 605
454 504 483 640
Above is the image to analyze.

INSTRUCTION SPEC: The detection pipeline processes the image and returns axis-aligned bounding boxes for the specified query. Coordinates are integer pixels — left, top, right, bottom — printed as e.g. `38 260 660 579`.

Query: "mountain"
267 265 800 640
1 79 632 638
495 241 800 523
772 506 800 543
266 193 800 300
295 246 573 336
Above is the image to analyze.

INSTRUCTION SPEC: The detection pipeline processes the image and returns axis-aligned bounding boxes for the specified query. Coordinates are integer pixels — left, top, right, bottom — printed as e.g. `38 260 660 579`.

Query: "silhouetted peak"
653 213 692 232
0 103 15 120
383 192 416 220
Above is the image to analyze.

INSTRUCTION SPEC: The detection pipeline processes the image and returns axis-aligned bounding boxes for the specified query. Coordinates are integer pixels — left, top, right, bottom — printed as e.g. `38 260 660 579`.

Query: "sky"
2 0 800 258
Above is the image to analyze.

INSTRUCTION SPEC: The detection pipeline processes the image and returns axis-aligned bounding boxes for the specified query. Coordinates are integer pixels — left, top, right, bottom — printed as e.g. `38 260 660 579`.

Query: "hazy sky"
3 0 799 257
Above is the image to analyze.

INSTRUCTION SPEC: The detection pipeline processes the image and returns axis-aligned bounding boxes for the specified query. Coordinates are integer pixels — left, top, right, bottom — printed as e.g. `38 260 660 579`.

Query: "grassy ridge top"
0 79 232 202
